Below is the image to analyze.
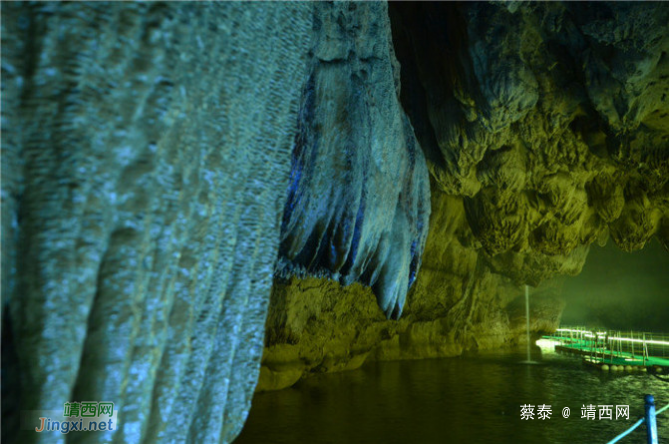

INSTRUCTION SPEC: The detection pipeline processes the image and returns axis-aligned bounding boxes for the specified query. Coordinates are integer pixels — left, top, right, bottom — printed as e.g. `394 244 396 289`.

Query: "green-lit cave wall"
2 2 668 443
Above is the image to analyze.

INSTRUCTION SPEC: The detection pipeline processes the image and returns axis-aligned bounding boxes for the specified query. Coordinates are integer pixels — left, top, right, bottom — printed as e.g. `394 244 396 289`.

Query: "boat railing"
606 395 668 444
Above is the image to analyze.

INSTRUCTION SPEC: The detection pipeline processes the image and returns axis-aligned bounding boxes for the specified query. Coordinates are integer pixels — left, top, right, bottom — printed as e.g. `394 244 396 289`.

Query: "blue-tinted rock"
1 3 311 443
277 2 431 319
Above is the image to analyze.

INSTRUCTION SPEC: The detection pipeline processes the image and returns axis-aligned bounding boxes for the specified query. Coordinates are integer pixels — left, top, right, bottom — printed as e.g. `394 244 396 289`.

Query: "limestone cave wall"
256 1 669 392
2 3 312 443
276 2 431 320
2 2 668 444
258 186 565 392
390 2 669 273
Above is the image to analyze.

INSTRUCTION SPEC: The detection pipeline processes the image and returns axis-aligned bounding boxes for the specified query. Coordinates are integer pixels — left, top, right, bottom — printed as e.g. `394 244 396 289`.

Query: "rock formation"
2 2 668 443
2 3 312 443
259 188 566 392
256 1 668 393
2 2 429 443
390 2 669 270
277 2 431 320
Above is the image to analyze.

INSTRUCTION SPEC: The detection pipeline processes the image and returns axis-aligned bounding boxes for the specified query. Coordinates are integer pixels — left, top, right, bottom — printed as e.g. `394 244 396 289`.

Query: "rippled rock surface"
2 3 311 443
2 2 431 443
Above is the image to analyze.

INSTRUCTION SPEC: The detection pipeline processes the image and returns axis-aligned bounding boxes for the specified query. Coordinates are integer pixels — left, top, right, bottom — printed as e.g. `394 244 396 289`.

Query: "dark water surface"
235 343 669 444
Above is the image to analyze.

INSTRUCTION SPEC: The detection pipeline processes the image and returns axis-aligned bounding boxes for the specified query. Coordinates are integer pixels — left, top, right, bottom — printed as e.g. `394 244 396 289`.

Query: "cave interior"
1 1 668 443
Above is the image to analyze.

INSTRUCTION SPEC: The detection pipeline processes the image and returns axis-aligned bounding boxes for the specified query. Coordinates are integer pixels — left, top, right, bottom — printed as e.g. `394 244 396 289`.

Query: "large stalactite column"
1 3 311 443
277 1 431 320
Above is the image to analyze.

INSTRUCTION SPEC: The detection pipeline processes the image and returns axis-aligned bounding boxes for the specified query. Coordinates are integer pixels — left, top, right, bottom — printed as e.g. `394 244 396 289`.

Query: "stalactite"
276 2 431 320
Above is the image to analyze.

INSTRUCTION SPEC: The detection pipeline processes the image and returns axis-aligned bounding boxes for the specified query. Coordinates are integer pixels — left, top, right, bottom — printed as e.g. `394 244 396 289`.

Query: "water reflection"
236 346 669 444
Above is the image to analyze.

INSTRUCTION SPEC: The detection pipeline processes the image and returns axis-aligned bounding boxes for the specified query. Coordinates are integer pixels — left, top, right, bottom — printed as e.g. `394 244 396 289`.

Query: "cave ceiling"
389 2 669 284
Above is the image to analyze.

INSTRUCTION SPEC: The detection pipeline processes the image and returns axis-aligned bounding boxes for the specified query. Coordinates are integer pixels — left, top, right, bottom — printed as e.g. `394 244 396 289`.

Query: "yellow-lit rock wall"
258 187 565 391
